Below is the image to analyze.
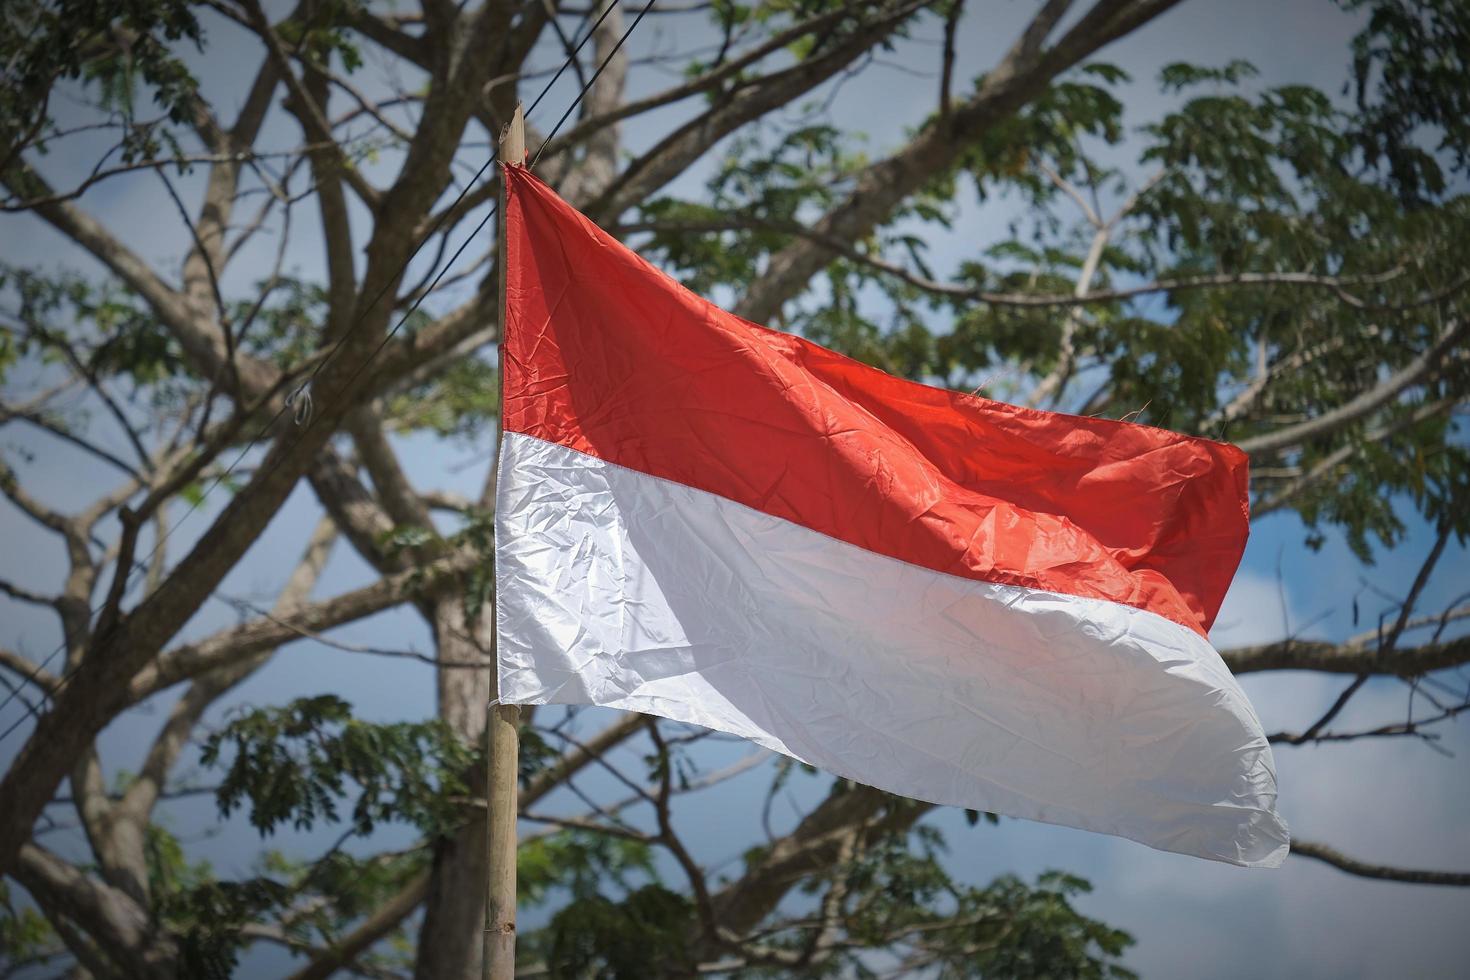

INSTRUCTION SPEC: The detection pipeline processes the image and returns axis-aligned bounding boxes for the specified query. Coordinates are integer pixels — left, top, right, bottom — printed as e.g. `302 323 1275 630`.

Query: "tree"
1 0 1468 976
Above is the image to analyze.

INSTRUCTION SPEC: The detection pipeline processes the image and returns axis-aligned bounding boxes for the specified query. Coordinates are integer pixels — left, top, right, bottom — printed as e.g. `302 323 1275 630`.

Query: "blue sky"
2 1 1468 976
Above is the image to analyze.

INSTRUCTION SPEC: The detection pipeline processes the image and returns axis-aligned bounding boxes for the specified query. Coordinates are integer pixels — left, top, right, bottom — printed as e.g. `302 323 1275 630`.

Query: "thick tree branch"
308 446 404 573
13 842 175 977
346 408 436 533
346 9 430 64
0 648 61 695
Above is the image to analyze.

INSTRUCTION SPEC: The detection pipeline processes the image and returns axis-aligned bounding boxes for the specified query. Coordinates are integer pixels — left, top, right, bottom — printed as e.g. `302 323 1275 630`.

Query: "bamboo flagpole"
484 103 525 980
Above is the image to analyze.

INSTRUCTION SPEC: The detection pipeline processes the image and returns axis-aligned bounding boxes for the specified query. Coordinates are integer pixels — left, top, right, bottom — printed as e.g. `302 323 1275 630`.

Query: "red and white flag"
494 165 1288 867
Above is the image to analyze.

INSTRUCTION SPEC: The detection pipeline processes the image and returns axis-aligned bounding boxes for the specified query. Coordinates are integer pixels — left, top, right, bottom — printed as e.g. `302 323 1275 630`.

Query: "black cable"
0 1 652 744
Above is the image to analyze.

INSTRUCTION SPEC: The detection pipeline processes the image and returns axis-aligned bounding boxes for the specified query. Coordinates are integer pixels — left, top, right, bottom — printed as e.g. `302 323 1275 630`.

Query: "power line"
0 0 650 744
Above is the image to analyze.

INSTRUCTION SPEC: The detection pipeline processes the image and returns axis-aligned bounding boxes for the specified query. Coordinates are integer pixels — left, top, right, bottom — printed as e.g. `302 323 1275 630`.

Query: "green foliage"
274 0 365 72
234 277 330 368
146 822 215 903
632 13 1470 569
200 695 475 838
955 65 1130 195
640 121 861 296
0 881 58 971
544 885 696 980
720 825 1134 980
1 265 187 388
1158 58 1259 92
957 871 1137 980
380 522 437 558
0 0 202 163
518 829 657 908
517 828 683 979
1344 0 1470 202
452 505 498 621
161 877 291 980
387 355 501 439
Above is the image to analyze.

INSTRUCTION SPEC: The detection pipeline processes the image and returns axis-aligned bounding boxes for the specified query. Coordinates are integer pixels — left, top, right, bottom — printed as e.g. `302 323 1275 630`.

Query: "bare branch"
522 712 647 808
1349 603 1470 648
0 578 59 610
5 321 155 473
518 810 655 843
0 457 73 536
1269 699 1470 746
1291 840 1470 886
648 720 718 939
1252 398 1461 515
624 216 1417 312
217 594 485 668
0 647 61 695
1238 319 1468 459
0 148 317 213
119 520 337 827
1220 634 1470 676
130 545 480 701
554 1 629 206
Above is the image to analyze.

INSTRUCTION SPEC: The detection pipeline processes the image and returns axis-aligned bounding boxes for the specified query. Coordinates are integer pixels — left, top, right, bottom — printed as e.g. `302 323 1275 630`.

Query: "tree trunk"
415 594 492 980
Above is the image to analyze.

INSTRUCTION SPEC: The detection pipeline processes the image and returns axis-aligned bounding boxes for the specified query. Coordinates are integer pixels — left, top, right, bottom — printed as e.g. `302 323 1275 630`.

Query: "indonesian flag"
494 164 1289 867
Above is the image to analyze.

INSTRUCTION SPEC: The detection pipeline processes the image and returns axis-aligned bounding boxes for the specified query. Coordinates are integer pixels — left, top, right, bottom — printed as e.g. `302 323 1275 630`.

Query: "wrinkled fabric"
497 434 1289 866
495 164 1287 865
501 164 1250 637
